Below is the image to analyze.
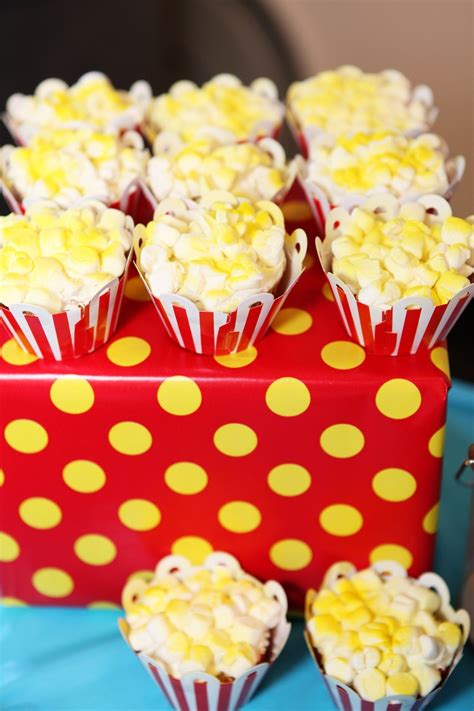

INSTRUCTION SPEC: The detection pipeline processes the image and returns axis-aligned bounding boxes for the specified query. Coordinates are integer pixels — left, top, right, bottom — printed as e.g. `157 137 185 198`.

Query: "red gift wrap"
0 262 449 609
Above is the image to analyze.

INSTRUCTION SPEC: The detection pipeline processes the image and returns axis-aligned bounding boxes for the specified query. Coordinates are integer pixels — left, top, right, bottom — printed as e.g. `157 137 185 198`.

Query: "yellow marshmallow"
340 606 373 631
435 271 470 303
403 285 440 305
325 657 354 684
353 668 387 702
409 662 442 696
441 217 471 246
385 672 419 696
378 652 408 676
437 621 462 651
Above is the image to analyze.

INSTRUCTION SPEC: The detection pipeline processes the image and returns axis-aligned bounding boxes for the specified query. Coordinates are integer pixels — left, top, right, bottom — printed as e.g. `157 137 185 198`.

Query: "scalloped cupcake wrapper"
0 247 133 360
304 562 470 711
119 552 291 711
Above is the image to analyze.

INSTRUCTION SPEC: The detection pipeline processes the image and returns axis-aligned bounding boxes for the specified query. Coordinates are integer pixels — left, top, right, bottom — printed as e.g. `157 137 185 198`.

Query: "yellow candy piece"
312 589 339 615
409 662 442 696
353 668 387 702
325 657 354 684
359 623 391 647
435 271 470 304
378 652 408 676
142 586 168 613
340 606 373 631
441 217 471 246
403 285 440 305
437 621 462 651
308 614 341 640
386 672 419 696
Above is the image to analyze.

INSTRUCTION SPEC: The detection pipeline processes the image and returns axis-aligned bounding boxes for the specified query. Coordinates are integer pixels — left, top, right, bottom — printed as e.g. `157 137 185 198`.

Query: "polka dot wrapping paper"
0 250 449 609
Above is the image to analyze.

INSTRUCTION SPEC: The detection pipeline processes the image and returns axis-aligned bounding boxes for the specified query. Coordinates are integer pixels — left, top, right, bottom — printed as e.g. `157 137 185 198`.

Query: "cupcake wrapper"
136 228 307 355
119 552 291 711
0 247 133 360
301 156 465 238
304 563 470 711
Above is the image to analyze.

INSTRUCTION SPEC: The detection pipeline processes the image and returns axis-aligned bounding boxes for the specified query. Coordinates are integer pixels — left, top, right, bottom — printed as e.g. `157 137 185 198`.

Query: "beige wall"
267 0 473 215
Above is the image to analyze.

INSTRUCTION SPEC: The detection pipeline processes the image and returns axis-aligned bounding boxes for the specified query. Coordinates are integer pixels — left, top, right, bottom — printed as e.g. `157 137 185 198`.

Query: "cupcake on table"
144 74 284 144
4 71 152 145
287 66 436 152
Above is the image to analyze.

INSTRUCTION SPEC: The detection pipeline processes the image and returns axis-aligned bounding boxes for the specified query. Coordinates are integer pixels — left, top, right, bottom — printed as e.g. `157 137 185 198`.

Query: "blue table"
1 380 473 711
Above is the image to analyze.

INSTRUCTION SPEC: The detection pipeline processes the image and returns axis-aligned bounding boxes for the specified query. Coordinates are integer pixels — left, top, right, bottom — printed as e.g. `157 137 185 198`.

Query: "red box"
0 261 449 610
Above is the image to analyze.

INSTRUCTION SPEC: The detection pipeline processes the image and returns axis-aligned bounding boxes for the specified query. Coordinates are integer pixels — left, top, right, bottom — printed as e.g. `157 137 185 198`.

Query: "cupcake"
144 74 284 144
0 127 149 211
146 133 293 205
317 194 474 355
4 71 152 145
287 66 437 155
119 552 290 711
305 561 470 709
0 200 134 359
134 191 307 354
303 132 464 232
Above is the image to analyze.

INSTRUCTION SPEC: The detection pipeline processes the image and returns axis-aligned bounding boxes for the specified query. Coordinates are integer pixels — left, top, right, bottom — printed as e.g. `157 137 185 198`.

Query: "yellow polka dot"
320 424 365 458
268 464 311 496
4 419 48 454
214 423 258 457
271 308 313 336
429 425 445 458
265 377 311 417
32 567 74 598
19 497 62 530
74 534 117 566
171 536 213 564
370 544 413 570
62 460 106 493
0 597 27 607
270 539 312 571
281 199 313 222
108 422 152 455
303 253 315 269
127 569 154 583
321 341 366 370
50 376 95 414
165 462 208 495
214 346 258 368
322 283 334 301
218 501 262 533
124 275 150 301
1 338 37 365
372 468 417 502
107 337 151 367
375 379 422 420
118 499 161 531
0 532 20 562
87 601 121 610
157 376 202 415
423 503 439 534
431 347 450 379
320 504 363 536
0 469 4 486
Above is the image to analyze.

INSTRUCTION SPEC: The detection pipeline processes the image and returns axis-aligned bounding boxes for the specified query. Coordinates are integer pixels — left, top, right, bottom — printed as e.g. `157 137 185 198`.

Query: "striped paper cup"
300 155 465 238
0 210 134 360
135 226 307 356
316 194 474 356
304 561 470 711
119 552 291 711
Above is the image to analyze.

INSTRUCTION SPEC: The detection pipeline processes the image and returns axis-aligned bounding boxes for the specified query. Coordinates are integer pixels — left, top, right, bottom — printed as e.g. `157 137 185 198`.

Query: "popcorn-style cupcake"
146 133 293 205
0 201 134 359
303 133 464 233
304 561 470 711
119 552 291 711
0 128 149 212
317 194 474 355
287 66 437 155
4 71 152 145
144 74 284 144
134 191 307 354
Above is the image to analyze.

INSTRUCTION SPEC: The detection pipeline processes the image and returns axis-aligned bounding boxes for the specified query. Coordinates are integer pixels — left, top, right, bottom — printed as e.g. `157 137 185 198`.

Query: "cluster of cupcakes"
0 67 472 360
119 554 469 711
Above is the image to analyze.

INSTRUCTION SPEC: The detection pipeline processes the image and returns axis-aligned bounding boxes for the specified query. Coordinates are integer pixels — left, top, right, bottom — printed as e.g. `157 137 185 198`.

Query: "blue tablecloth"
1 380 474 711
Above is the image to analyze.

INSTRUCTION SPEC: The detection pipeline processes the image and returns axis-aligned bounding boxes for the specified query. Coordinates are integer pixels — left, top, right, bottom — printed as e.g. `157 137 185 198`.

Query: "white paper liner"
315 194 474 355
0 217 134 360
300 155 465 238
135 215 307 355
304 561 470 711
119 552 291 711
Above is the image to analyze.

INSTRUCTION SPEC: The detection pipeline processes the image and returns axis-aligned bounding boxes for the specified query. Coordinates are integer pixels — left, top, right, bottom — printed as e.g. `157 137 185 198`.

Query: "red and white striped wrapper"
304 562 470 711
316 195 474 356
136 227 307 356
286 83 438 160
300 155 465 238
119 552 291 711
0 241 133 361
